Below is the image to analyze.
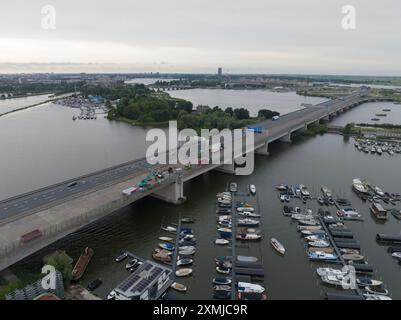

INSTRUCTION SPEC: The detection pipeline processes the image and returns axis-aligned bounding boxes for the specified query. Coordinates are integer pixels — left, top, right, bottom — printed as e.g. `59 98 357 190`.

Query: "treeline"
357 123 401 130
0 81 86 98
81 83 150 100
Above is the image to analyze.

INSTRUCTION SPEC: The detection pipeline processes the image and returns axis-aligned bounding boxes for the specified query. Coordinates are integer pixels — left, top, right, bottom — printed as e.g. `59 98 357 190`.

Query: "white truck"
122 187 137 196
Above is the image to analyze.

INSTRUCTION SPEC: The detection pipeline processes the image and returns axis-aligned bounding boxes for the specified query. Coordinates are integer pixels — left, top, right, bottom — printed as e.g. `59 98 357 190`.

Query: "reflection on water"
169 89 327 116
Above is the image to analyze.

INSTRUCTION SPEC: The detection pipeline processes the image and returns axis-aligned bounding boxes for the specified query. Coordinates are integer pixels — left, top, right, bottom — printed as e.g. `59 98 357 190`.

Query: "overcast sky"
0 0 400 75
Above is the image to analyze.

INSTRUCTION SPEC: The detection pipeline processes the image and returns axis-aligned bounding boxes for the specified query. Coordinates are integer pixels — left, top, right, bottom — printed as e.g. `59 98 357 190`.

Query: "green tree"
43 251 73 285
258 109 280 119
234 108 250 120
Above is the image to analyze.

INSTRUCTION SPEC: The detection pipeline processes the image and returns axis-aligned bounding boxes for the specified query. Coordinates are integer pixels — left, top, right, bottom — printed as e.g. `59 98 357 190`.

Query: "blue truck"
247 127 264 134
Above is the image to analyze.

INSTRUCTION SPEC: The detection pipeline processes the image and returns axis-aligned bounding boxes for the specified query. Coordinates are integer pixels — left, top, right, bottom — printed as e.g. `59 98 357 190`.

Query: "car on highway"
67 182 78 188
272 115 280 121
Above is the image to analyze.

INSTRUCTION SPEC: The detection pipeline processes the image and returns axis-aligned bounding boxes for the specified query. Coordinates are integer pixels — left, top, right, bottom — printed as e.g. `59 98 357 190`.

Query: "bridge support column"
152 176 186 205
255 142 269 156
215 162 236 175
280 132 292 143
321 115 330 122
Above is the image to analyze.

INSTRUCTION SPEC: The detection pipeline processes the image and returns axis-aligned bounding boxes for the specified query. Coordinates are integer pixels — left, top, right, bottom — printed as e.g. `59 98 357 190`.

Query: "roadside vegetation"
302 124 328 136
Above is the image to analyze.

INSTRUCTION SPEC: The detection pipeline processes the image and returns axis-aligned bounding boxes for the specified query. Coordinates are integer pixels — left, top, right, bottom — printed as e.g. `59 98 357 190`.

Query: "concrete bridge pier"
215 162 236 175
255 142 269 156
152 176 186 205
280 132 292 143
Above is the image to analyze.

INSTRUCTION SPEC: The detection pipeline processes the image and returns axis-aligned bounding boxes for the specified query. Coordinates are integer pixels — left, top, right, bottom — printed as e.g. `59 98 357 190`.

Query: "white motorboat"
238 211 261 218
107 290 116 300
270 238 285 255
161 226 177 233
237 207 255 213
236 233 262 241
298 219 320 226
321 275 345 287
364 294 392 301
159 236 174 242
356 278 383 287
291 214 314 221
171 282 187 292
175 268 193 277
317 268 345 277
249 185 256 195
374 186 385 197
321 186 332 198
215 239 230 245
308 240 330 248
392 252 401 260
237 282 265 294
297 225 322 231
352 178 368 194
365 286 389 296
237 256 258 263
299 184 310 197
237 218 260 227
342 253 364 261
305 235 327 241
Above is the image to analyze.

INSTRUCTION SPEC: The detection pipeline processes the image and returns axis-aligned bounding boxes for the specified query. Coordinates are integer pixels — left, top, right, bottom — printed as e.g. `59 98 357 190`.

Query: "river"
2 89 400 300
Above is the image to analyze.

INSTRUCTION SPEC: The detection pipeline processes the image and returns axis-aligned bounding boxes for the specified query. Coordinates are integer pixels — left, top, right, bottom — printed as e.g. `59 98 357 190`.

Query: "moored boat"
249 184 256 195
308 251 338 261
177 258 193 266
115 252 128 262
365 286 389 296
342 253 364 261
352 178 368 194
356 278 383 287
176 268 193 277
213 277 232 285
159 243 175 251
392 252 401 260
171 282 187 292
215 239 230 245
237 282 265 293
71 247 94 281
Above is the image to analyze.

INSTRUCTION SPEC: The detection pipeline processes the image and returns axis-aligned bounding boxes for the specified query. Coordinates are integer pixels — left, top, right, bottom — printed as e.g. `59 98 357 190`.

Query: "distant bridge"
0 88 379 270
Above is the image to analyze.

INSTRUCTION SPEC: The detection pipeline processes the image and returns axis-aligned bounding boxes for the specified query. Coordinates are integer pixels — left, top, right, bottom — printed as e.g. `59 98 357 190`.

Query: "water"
2 91 401 300
0 94 51 115
125 78 179 86
330 101 401 126
169 89 327 116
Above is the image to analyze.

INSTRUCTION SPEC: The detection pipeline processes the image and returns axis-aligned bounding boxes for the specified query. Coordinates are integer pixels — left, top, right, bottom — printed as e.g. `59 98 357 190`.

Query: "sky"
0 0 400 75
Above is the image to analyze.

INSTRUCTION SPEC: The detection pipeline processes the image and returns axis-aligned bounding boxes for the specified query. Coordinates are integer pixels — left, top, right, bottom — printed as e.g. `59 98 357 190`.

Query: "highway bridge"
0 87 380 270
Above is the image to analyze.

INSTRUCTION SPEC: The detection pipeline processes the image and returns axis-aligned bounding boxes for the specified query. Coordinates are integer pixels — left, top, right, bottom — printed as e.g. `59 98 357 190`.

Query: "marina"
276 182 395 300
